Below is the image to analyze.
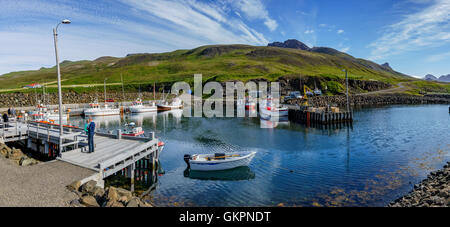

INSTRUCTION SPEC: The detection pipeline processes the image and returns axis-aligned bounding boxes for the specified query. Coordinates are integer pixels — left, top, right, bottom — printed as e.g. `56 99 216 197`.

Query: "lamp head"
62 19 71 24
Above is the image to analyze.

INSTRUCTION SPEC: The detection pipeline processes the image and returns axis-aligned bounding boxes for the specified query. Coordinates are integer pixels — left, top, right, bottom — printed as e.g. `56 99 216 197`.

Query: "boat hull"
122 131 145 137
84 110 120 116
259 107 289 118
189 152 256 171
157 105 183 111
129 106 157 113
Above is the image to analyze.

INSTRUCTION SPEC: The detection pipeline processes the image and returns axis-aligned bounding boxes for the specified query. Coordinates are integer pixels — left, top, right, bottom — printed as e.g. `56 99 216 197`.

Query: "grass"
1 44 447 95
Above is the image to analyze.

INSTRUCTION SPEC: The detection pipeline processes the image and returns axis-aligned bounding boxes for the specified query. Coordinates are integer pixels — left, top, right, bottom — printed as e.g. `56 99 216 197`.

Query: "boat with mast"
157 89 183 111
84 79 120 116
129 85 157 113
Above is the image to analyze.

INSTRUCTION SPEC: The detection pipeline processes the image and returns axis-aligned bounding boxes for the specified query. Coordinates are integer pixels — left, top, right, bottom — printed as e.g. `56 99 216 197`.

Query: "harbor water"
69 104 450 207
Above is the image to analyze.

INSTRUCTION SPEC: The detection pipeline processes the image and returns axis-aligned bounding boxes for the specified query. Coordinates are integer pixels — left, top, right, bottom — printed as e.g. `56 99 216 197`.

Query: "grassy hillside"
1 44 448 94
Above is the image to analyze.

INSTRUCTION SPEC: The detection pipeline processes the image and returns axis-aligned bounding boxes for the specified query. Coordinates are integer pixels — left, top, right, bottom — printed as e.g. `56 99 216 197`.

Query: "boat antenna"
121 73 125 106
104 77 107 105
153 81 156 100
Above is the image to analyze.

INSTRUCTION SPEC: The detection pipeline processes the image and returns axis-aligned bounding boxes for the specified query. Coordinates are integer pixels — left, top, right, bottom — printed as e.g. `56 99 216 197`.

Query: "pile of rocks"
0 143 39 166
66 180 153 207
389 162 450 207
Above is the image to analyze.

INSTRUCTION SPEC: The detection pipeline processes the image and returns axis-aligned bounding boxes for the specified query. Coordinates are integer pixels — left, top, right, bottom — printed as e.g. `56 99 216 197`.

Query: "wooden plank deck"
58 133 160 178
60 136 143 169
1 121 161 179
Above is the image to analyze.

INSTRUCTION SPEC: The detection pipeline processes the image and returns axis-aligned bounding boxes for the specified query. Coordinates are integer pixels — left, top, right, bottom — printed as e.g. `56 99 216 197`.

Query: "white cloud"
340 47 350 53
337 29 344 34
369 0 450 60
121 0 268 44
234 0 278 31
0 0 271 74
304 30 314 34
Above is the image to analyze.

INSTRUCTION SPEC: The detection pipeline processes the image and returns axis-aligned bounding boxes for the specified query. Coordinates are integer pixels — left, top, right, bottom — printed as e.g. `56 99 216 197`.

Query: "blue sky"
0 0 449 78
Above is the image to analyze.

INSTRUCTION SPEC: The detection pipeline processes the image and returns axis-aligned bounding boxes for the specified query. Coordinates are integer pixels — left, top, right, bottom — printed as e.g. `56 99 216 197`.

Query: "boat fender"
184 154 192 168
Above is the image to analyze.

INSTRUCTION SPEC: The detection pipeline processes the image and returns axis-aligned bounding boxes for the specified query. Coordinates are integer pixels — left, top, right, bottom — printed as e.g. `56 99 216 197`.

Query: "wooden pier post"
116 129 122 140
130 163 135 193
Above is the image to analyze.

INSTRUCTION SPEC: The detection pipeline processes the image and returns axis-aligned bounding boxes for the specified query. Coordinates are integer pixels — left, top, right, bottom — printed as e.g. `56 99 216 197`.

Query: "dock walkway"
0 120 162 187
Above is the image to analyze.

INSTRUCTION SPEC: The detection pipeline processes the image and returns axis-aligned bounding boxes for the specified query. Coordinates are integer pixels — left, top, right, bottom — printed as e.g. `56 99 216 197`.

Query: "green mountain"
1 40 448 94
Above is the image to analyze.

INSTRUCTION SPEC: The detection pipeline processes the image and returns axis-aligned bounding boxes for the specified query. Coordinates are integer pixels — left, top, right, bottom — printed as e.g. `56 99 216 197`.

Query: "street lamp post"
53 19 71 151
342 69 350 113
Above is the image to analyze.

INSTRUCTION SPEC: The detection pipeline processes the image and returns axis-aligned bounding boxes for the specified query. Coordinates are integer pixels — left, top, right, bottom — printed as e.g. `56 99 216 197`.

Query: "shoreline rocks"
389 162 450 207
66 180 153 207
0 143 39 166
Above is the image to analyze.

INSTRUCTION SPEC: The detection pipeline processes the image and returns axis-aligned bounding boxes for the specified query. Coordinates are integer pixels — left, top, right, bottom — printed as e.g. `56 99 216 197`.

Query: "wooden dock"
287 105 353 126
0 120 162 189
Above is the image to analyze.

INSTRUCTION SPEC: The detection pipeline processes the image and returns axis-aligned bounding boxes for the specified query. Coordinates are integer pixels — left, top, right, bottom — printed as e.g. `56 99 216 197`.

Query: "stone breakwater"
389 162 450 207
1 90 449 109
0 92 162 108
66 180 153 207
288 94 450 107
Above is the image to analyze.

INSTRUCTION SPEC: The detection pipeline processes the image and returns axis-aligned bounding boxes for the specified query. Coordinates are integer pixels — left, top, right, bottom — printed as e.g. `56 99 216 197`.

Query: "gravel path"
0 156 95 207
357 82 407 96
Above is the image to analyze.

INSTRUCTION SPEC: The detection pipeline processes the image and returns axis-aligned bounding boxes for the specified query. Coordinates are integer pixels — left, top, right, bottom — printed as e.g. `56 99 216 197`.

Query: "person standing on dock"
2 113 8 123
87 118 96 153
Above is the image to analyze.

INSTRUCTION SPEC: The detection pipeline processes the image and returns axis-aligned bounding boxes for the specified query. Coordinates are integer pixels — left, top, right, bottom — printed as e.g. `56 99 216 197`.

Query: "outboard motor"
184 154 192 168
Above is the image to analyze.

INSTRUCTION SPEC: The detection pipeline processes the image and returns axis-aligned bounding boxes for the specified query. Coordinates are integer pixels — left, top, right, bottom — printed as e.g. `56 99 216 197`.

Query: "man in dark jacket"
2 113 8 123
87 118 96 153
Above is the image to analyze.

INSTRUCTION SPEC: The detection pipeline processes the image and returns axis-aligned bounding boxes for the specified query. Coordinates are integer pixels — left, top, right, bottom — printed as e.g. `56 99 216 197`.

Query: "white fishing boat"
184 151 256 171
259 98 288 118
129 98 157 113
84 100 120 116
157 98 183 111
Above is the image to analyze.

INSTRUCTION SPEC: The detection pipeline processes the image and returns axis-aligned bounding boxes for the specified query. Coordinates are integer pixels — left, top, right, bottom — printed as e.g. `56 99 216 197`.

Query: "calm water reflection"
69 105 450 207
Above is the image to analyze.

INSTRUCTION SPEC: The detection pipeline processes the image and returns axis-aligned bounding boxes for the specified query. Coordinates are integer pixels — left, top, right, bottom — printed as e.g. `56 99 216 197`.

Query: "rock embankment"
0 92 163 108
66 180 153 207
288 94 450 107
389 162 450 207
0 143 39 166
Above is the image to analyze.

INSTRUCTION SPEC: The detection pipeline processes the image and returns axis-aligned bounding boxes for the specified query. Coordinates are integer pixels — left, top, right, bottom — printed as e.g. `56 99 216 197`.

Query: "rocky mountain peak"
268 39 311 51
381 62 393 71
424 74 437 81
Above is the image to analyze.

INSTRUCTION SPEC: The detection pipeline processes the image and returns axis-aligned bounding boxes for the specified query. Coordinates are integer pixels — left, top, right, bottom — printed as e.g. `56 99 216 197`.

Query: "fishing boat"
245 98 256 110
122 122 145 137
129 98 157 113
259 98 288 118
157 98 183 111
184 151 256 171
84 100 120 116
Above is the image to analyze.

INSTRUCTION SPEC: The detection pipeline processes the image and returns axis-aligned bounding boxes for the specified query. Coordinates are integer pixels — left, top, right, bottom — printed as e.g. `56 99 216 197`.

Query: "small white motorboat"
184 151 256 171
